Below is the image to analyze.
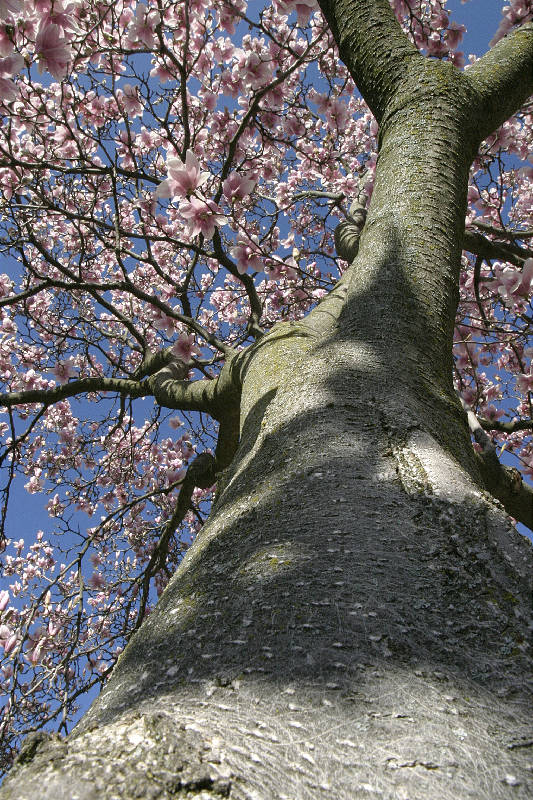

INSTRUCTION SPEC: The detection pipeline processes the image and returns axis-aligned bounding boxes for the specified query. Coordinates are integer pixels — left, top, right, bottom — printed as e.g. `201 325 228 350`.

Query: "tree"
0 0 532 796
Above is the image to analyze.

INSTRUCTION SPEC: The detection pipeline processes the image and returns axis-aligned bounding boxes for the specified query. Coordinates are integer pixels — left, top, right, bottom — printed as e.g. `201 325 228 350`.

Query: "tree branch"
0 377 150 409
460 397 533 532
147 349 243 421
465 22 533 142
212 229 264 339
462 229 530 267
478 417 533 434
134 451 218 630
317 0 419 121
146 362 219 414
472 220 533 240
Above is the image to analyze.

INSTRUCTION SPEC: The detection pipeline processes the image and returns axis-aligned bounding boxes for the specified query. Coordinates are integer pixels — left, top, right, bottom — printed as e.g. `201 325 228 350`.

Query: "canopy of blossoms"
0 0 533 774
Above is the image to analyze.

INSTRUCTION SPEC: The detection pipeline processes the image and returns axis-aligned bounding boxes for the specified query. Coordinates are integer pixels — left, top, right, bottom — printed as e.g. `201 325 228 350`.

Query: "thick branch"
148 452 217 575
147 350 243 422
333 201 367 263
317 0 418 121
462 230 530 267
472 220 533 240
465 22 533 142
147 363 219 414
461 397 533 532
479 417 533 434
0 377 150 409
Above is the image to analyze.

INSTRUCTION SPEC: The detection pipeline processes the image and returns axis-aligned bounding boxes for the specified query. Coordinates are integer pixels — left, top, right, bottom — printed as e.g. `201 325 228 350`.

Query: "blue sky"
447 0 504 53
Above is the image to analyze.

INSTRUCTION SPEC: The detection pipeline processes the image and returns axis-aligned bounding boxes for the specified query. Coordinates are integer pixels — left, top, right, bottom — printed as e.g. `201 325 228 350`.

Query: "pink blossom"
152 309 176 333
179 196 226 239
0 589 9 611
156 151 209 200
89 572 106 590
167 467 186 484
169 416 183 430
53 358 75 384
494 258 533 303
3 632 17 654
517 371 533 394
25 473 44 494
39 1 82 36
35 23 72 80
276 0 318 25
267 261 284 281
231 239 262 274
218 0 247 34
240 51 272 89
29 641 43 664
285 116 306 137
0 624 17 654
482 404 504 422
0 53 23 102
445 22 466 51
1 315 16 333
128 3 159 49
172 333 199 364
222 173 256 202
326 98 349 130
120 84 143 118
0 0 21 18
150 61 174 82
0 28 14 57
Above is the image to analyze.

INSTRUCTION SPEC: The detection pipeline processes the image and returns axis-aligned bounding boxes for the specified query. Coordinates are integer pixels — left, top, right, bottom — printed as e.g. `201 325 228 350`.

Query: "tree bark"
2 315 531 800
2 4 533 800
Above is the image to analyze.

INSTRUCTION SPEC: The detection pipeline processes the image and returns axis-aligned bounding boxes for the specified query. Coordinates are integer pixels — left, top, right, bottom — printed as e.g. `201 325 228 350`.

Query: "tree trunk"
2 321 531 800
2 4 533 799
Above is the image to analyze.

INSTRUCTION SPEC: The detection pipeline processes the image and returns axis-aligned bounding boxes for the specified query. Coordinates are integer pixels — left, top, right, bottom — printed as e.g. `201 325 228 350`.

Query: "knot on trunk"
334 202 367 263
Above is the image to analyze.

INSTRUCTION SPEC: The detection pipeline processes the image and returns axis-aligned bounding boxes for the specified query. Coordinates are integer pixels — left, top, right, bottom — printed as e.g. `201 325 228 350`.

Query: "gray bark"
3 326 531 800
2 2 533 798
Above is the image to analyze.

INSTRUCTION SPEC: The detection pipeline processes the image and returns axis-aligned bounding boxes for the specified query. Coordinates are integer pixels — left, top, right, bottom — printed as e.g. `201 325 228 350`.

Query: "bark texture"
2 3 533 799
2 326 532 800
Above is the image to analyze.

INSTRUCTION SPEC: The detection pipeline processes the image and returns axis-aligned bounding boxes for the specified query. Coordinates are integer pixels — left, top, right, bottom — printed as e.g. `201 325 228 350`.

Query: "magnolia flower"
172 332 200 364
0 53 23 102
120 84 143 118
89 572 106 590
53 358 76 384
167 466 186 484
128 2 159 49
155 151 209 200
517 371 533 394
222 172 256 202
35 22 72 80
276 0 318 25
494 258 533 303
0 0 21 19
231 238 262 274
39 1 82 36
0 624 17 654
445 21 466 50
179 196 226 239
